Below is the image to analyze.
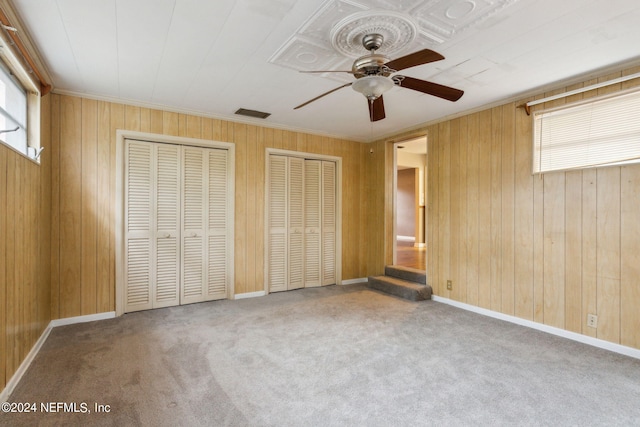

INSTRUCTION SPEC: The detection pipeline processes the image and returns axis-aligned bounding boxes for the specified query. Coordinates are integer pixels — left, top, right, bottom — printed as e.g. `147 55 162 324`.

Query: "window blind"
533 87 640 173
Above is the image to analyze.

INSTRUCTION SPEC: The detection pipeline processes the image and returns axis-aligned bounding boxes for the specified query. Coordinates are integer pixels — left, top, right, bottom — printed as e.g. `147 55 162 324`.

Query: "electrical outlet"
446 280 452 290
587 314 598 328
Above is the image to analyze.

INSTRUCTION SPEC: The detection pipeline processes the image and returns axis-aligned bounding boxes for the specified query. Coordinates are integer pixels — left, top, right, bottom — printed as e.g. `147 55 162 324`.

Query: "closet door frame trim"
264 148 342 294
115 130 235 316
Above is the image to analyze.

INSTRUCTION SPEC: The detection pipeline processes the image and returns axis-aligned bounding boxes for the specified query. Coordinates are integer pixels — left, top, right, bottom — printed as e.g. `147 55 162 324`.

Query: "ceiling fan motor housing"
352 53 392 77
352 33 392 78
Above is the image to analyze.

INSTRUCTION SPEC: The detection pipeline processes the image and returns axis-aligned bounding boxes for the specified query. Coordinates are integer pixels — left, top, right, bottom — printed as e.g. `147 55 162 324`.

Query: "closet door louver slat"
182 147 207 304
304 160 321 288
288 157 305 290
207 149 229 299
322 161 336 285
268 155 288 292
125 141 154 311
154 144 181 307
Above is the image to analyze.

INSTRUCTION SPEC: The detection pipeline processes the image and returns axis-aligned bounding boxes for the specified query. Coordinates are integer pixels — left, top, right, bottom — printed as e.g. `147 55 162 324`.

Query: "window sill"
0 140 41 165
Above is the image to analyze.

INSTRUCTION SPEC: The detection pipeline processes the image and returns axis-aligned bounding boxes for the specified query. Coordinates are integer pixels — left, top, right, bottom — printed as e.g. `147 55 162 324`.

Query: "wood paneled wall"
48 94 379 319
385 66 640 350
364 139 387 277
1 95 52 393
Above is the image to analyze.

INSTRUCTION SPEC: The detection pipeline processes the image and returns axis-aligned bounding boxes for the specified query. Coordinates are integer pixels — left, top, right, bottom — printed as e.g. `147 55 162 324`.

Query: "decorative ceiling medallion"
268 0 521 75
330 10 418 58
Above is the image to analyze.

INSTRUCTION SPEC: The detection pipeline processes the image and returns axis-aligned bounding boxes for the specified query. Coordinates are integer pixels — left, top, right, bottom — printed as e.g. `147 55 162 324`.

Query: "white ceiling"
10 0 640 142
397 136 427 154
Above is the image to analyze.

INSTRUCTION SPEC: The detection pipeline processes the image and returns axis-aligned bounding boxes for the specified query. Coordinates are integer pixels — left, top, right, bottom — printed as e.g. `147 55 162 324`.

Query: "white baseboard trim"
0 323 52 403
432 295 640 360
234 291 266 300
414 242 426 248
396 235 415 242
49 311 116 327
341 277 368 285
1 311 117 401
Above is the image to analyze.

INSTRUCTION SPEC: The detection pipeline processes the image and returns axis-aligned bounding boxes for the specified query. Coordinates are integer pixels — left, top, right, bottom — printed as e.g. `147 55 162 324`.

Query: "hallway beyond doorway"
396 240 426 270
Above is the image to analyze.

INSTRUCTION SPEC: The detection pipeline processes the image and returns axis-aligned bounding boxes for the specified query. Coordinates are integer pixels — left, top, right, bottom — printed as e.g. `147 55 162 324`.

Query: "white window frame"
0 29 41 162
533 86 640 174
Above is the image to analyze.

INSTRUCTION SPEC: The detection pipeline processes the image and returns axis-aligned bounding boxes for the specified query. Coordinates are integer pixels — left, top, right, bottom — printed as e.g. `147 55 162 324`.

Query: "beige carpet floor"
2 283 640 426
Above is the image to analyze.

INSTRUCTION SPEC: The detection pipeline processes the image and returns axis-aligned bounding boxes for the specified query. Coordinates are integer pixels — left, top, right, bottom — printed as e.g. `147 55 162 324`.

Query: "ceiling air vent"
235 108 271 119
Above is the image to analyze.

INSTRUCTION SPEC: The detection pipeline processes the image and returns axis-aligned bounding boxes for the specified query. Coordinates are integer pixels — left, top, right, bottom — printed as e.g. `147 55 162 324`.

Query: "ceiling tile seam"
114 0 120 98
449 1 595 73
181 3 236 106
506 13 624 69
54 0 85 90
209 6 310 113
149 0 177 103
440 0 578 57
218 22 296 108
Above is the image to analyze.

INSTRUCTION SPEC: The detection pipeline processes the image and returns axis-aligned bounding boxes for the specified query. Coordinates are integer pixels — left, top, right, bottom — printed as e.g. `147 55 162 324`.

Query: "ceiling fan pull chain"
369 98 374 122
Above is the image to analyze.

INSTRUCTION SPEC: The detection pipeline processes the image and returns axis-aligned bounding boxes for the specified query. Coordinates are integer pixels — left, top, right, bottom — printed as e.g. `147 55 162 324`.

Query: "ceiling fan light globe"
352 75 394 100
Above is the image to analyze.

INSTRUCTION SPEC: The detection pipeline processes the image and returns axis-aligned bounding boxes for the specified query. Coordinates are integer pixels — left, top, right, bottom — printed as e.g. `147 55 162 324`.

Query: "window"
0 61 27 153
533 87 640 174
0 29 41 161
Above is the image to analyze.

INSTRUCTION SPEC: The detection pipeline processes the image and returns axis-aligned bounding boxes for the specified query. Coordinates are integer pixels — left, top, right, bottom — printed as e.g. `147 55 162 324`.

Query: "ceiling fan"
294 33 464 122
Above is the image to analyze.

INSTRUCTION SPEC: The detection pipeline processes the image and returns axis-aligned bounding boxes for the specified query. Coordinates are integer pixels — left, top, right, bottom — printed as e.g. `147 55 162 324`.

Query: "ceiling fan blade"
300 70 356 74
368 95 386 122
397 76 464 102
385 49 444 71
294 83 353 110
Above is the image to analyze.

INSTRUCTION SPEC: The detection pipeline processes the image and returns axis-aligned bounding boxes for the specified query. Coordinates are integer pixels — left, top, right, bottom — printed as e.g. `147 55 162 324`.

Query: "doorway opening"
393 136 427 270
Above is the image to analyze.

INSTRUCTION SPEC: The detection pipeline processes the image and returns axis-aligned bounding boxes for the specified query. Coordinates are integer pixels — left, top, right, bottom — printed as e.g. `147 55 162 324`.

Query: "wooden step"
384 265 427 284
367 275 432 301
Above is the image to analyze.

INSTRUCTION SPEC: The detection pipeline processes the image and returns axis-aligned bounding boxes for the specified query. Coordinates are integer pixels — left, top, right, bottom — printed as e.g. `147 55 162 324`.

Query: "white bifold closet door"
304 160 321 287
321 160 336 286
124 140 230 313
181 146 230 304
267 155 287 293
125 141 181 311
268 154 336 293
288 157 305 291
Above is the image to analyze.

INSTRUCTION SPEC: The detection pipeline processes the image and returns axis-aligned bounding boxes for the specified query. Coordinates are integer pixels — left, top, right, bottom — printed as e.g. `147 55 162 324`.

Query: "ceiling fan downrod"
362 33 384 52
